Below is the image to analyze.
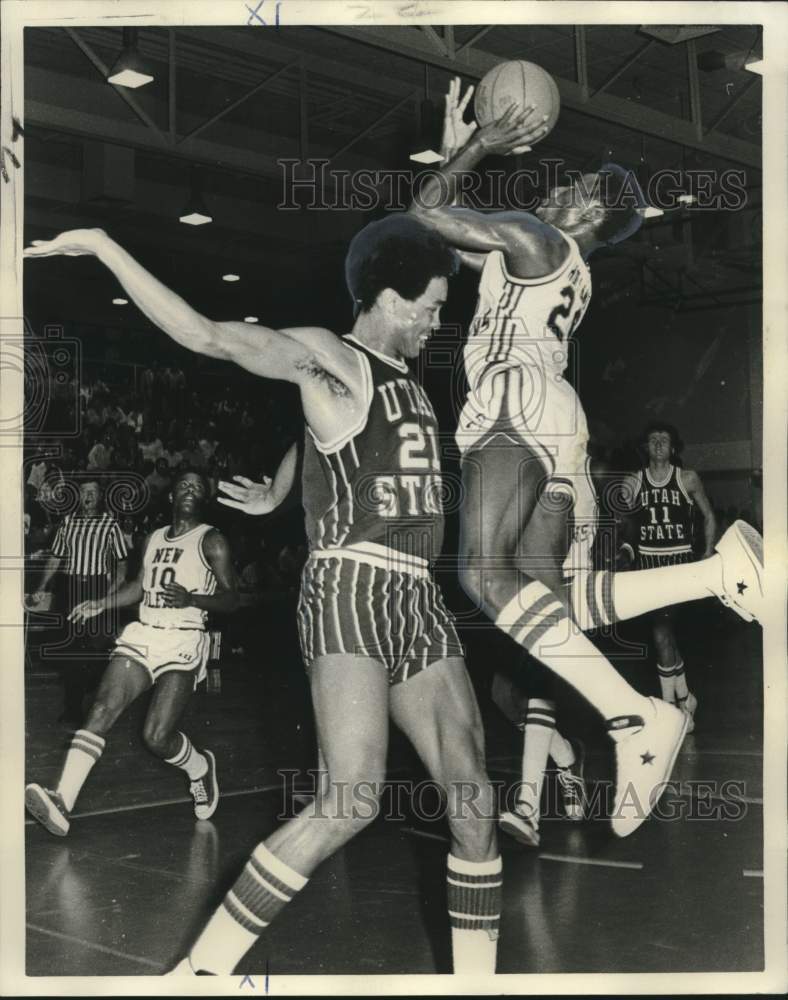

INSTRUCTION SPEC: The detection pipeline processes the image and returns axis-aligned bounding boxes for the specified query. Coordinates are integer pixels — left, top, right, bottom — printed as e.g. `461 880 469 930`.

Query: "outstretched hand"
24 229 107 259
442 76 478 160
218 475 278 516
68 599 105 623
478 104 550 157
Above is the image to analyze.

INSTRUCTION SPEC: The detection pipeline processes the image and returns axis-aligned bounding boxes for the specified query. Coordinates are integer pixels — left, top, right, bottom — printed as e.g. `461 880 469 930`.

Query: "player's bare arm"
409 90 566 278
161 529 239 614
24 230 368 445
617 472 641 567
69 535 151 623
218 442 298 516
682 469 717 557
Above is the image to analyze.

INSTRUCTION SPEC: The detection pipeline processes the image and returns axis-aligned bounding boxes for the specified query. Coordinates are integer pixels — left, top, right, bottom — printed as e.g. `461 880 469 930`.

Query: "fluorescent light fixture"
745 58 763 75
222 274 240 282
678 194 696 206
243 316 259 323
179 209 213 226
179 190 212 226
107 29 154 89
410 149 445 165
112 297 128 305
639 206 665 219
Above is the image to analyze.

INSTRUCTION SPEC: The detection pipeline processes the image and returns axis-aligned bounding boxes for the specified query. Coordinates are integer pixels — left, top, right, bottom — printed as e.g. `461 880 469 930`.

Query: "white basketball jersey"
139 523 217 630
464 233 592 392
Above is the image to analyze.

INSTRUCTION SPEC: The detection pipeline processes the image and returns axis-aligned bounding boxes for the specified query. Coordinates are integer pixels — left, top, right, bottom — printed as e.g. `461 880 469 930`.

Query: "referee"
30 477 128 726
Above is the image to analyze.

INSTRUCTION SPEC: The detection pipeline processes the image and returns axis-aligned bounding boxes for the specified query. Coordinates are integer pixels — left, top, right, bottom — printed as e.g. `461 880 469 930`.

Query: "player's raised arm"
408 84 563 274
24 230 362 394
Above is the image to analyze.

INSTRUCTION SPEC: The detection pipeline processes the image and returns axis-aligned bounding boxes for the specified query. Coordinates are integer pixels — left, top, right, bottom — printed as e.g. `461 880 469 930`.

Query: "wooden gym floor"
23 597 763 977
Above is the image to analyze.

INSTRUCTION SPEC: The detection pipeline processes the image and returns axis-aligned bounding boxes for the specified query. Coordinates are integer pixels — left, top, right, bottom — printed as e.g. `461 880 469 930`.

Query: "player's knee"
318 757 386 829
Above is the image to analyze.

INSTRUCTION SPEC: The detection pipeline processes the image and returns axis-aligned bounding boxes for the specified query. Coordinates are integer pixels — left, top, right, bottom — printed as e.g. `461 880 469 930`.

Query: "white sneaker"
189 750 219 821
713 520 764 624
609 698 688 838
164 955 217 975
499 804 540 848
165 957 197 976
676 691 698 734
25 784 70 836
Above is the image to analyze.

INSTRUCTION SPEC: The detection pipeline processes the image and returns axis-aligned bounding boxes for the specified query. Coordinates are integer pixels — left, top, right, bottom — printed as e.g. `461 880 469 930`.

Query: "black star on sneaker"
737 580 748 594
640 751 655 765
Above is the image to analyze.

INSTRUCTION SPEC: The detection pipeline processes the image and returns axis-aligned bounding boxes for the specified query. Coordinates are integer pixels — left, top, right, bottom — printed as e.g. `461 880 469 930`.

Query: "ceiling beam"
591 39 654 98
321 25 760 169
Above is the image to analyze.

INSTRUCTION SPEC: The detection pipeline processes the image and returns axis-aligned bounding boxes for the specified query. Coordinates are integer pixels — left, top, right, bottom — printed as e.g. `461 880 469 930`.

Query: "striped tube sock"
570 559 720 630
496 581 648 721
517 700 556 821
190 843 308 975
165 732 207 780
672 660 689 700
56 729 106 811
656 662 678 702
549 729 575 769
447 854 502 974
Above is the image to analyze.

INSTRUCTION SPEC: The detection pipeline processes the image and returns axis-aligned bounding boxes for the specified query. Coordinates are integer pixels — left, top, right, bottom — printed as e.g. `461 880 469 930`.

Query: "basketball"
474 60 560 143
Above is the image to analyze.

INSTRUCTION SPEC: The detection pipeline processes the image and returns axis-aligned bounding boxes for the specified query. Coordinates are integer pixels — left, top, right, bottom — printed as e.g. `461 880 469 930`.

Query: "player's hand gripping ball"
474 60 560 151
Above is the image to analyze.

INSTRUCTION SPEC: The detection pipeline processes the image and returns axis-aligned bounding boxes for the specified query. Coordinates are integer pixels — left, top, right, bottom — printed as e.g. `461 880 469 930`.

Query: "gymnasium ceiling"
23 22 762 329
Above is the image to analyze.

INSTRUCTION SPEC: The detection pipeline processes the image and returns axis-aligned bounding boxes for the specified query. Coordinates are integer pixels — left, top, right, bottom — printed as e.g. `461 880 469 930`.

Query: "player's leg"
142 669 219 819
459 438 686 837
389 656 500 974
25 653 151 835
500 660 553 846
178 653 390 975
569 520 764 630
652 609 696 731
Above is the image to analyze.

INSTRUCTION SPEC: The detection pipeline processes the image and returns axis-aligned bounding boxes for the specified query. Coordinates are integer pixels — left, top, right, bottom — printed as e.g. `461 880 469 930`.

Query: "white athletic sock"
165 732 208 780
570 558 721 631
447 854 501 975
673 661 689 700
190 843 308 974
517 701 555 822
496 582 649 722
57 729 106 811
549 729 575 769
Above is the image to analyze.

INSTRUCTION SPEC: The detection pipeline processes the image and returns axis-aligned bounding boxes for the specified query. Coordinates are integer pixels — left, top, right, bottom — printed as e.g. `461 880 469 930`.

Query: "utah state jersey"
464 232 591 393
139 523 217 629
633 465 695 568
301 336 445 563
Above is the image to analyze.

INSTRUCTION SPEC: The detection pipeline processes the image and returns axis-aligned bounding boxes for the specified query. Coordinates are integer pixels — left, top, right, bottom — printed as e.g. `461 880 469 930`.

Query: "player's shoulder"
201 525 230 554
678 467 701 489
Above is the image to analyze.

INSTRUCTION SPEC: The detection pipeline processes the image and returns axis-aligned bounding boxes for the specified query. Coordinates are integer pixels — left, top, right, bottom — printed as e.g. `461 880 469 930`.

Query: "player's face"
647 432 672 462
397 276 447 358
79 483 101 513
173 473 206 514
539 173 601 222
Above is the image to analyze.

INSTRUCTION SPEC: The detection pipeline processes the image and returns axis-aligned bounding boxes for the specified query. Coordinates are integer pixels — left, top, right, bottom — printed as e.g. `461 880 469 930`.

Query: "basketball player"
406 80 764 841
24 470 237 836
619 423 717 732
25 218 503 976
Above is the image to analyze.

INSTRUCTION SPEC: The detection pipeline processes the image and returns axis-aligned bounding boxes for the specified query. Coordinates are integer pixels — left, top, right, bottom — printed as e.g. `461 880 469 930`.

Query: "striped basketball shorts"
637 547 695 569
296 542 463 685
112 621 210 688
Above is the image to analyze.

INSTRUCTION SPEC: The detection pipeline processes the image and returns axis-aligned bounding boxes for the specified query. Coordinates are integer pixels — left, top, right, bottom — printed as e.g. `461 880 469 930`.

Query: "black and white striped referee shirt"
51 513 129 577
